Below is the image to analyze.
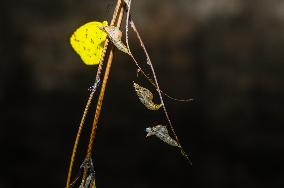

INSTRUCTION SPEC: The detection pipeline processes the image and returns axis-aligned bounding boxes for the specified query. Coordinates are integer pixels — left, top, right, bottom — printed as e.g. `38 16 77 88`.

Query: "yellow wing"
70 21 108 65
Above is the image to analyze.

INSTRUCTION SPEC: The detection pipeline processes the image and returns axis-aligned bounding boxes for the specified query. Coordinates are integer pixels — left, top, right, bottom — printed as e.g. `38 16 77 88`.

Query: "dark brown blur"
0 0 283 187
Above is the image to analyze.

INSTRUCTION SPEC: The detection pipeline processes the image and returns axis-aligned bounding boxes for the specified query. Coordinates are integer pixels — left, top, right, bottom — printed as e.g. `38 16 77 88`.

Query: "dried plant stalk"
81 3 125 185
125 0 192 164
65 0 123 187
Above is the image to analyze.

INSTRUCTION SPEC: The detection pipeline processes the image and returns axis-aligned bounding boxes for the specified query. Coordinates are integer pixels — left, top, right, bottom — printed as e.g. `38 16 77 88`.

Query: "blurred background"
1 0 283 187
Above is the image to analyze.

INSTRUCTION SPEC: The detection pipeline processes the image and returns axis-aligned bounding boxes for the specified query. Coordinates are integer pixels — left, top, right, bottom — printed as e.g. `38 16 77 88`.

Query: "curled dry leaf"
133 82 163 110
78 158 96 188
99 25 129 54
79 173 96 188
146 125 179 147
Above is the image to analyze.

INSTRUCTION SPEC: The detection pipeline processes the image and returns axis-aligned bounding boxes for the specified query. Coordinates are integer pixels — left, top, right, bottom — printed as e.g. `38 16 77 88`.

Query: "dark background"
1 0 283 187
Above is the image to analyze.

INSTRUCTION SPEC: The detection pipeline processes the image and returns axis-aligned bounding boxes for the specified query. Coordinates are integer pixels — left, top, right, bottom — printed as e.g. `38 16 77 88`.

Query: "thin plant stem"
65 1 122 187
130 21 192 164
125 0 192 164
81 3 125 185
124 1 193 102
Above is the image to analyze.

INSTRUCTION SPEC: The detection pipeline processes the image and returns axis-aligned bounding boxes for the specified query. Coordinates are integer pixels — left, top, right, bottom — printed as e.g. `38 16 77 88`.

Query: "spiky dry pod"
133 82 163 110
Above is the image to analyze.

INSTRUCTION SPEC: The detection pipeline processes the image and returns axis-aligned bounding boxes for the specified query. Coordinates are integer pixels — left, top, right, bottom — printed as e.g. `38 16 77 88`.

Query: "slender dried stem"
81 3 125 185
65 1 122 188
85 2 125 163
125 0 192 164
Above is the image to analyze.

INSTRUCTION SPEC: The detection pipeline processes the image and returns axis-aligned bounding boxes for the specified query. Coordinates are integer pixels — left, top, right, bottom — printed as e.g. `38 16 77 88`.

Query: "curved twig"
125 0 192 164
65 1 123 187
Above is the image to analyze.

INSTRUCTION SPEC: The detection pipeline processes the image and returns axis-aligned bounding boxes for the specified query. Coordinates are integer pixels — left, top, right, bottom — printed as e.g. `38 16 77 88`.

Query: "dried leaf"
78 158 96 188
146 125 179 147
78 173 96 188
100 26 129 54
133 82 162 110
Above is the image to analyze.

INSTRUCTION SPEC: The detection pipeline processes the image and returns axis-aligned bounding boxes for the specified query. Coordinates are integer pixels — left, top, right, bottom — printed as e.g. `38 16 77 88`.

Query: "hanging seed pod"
78 158 96 188
85 173 96 188
133 82 162 110
88 78 101 92
78 172 96 188
99 25 129 54
146 125 179 147
79 173 94 188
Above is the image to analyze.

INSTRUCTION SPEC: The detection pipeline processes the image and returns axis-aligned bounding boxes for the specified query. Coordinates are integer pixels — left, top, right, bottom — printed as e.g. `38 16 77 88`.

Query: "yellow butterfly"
70 21 108 65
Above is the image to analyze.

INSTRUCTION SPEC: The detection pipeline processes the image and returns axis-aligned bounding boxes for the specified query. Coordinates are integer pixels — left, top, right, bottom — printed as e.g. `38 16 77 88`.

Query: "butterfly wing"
70 21 108 65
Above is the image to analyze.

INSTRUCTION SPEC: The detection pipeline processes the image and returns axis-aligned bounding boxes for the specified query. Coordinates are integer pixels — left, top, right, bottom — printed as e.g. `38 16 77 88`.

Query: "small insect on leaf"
146 125 179 147
99 26 129 54
70 21 108 65
133 82 162 110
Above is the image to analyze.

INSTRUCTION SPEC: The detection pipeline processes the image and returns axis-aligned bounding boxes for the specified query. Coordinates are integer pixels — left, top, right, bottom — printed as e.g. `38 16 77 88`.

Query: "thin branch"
65 1 123 187
125 0 192 164
81 3 125 185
